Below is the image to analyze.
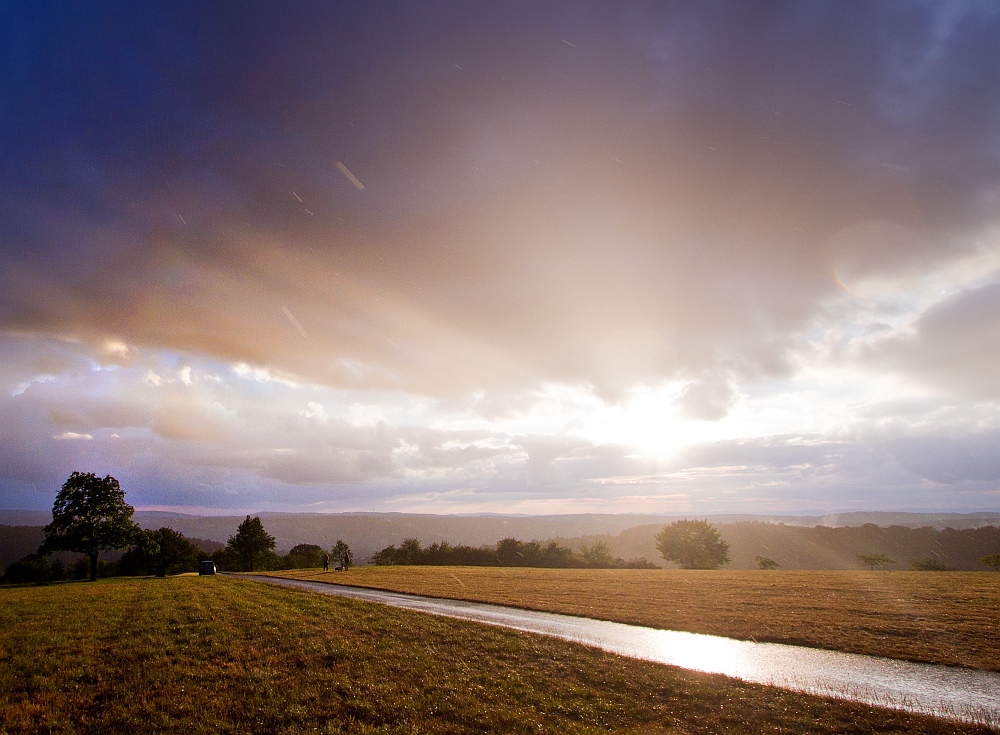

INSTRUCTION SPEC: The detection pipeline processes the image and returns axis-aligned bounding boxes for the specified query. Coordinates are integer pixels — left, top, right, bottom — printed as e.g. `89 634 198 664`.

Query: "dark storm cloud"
3 2 1000 400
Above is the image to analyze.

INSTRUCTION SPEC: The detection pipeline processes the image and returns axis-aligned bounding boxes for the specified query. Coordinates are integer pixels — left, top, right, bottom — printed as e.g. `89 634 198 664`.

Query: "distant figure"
323 553 329 572
342 552 349 572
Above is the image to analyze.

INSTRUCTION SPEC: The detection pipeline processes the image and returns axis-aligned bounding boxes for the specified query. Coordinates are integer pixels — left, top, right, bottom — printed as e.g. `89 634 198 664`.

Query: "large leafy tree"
655 519 730 570
285 543 325 569
225 515 276 571
41 472 140 581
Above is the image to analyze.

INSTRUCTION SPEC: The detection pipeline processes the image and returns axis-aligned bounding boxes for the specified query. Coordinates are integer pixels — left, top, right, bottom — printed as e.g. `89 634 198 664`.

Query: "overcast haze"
3 2 1000 515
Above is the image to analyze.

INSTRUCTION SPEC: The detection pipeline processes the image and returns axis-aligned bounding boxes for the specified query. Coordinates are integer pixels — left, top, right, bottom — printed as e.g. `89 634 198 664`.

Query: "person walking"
322 553 329 572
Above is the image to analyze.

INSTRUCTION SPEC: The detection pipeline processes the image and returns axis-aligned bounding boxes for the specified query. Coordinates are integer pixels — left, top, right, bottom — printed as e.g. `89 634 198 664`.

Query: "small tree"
857 553 895 571
756 555 780 570
371 545 398 565
331 539 353 570
40 472 140 581
981 554 1000 571
225 516 276 571
911 557 955 571
581 541 615 568
655 520 730 569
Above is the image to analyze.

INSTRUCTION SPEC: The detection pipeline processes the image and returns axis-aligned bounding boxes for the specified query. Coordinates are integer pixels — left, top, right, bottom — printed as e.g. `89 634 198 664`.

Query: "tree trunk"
89 551 98 582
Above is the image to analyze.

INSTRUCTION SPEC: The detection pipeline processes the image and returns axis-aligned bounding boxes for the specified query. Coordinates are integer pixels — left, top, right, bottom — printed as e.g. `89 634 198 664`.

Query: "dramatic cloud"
2 3 1000 513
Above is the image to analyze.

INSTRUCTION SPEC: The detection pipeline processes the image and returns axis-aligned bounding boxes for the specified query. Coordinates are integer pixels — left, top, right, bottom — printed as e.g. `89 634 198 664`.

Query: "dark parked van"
198 560 217 575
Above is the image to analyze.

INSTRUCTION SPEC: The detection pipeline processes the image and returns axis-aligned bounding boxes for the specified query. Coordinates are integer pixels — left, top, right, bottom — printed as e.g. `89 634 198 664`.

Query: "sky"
2 1 1000 516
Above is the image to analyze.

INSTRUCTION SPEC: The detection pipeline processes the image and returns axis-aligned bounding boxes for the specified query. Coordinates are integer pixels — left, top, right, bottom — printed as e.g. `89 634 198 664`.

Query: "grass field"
2 575 995 734
262 567 1000 671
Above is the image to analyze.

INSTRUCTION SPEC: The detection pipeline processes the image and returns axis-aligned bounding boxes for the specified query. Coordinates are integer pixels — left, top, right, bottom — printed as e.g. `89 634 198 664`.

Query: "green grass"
0 575 994 734
263 567 1000 671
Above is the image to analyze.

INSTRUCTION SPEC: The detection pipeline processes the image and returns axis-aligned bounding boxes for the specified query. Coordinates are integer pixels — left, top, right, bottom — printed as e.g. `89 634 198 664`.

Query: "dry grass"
264 567 1000 671
1 575 993 734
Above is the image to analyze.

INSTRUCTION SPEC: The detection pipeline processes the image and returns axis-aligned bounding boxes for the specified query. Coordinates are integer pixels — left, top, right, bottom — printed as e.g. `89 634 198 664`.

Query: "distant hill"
3 510 999 568
0 525 45 568
5 508 998 532
570 522 1000 571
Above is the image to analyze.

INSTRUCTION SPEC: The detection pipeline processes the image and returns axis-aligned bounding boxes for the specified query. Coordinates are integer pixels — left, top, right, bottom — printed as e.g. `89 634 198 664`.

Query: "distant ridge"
2 509 998 564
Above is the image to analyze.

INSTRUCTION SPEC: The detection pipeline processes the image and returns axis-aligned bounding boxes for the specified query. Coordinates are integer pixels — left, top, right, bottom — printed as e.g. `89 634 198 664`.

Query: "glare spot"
232 362 299 386
347 403 384 427
102 339 131 357
646 629 751 675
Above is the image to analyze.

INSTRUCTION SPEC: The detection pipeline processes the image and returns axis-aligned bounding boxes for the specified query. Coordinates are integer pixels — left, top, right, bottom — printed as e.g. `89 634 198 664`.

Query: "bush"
911 557 955 571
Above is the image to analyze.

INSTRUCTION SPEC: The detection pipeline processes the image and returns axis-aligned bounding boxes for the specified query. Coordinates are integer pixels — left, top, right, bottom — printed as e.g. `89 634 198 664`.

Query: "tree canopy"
580 541 615 569
982 554 1000 571
331 539 353 570
40 472 140 581
655 520 730 569
225 516 276 571
755 555 780 570
285 543 326 569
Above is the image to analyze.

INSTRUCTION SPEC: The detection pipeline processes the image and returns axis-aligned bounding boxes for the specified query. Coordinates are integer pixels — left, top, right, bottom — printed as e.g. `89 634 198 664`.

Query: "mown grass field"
264 567 1000 671
2 575 994 734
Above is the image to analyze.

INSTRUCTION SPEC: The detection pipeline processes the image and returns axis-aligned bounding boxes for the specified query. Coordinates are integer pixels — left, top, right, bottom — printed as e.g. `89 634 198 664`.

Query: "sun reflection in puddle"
645 629 752 676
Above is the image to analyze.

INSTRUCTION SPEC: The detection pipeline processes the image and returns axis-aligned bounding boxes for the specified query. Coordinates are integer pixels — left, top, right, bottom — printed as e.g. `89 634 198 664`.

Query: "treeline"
1 527 223 584
2 513 355 584
372 537 657 569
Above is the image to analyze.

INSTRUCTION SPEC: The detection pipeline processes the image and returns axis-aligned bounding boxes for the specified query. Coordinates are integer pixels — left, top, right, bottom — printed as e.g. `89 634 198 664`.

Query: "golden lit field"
264 567 1000 671
1 575 993 734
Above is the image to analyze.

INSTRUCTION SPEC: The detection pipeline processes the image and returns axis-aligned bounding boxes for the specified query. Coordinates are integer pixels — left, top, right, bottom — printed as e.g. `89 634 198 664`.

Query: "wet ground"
244 574 1000 726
